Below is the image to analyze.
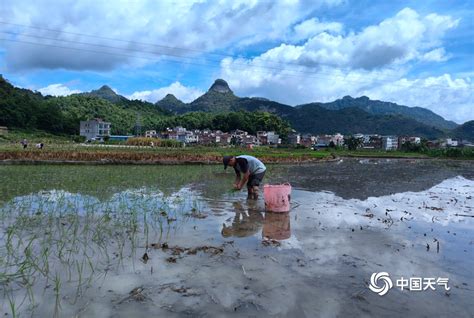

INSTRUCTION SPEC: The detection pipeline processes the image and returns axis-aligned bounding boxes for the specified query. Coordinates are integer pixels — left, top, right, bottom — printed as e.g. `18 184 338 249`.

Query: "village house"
360 134 382 149
288 133 301 145
145 130 157 138
443 138 459 148
398 136 421 148
80 119 111 141
382 136 399 151
314 135 333 148
300 134 316 148
256 131 280 145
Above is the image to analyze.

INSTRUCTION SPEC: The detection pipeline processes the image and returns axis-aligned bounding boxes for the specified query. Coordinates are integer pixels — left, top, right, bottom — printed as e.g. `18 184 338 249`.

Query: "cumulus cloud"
0 0 342 71
421 48 449 62
128 82 204 103
219 8 472 123
231 7 458 71
365 75 473 123
291 18 343 42
38 83 81 96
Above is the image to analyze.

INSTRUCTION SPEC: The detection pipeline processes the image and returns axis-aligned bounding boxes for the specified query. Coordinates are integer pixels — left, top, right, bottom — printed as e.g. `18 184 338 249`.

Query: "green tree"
344 136 363 151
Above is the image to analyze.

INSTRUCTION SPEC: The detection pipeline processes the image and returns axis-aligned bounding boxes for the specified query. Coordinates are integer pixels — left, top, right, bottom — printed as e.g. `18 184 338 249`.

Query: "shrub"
72 135 86 143
126 137 182 147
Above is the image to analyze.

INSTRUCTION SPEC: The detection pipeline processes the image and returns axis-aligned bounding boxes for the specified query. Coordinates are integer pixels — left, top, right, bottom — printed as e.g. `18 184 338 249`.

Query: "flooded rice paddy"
0 159 473 317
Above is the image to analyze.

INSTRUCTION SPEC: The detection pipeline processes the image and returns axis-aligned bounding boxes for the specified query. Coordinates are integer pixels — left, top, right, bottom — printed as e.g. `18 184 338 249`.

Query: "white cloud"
239 7 458 70
38 83 80 96
365 74 473 124
218 8 472 123
128 82 204 103
292 18 343 42
421 48 449 62
0 0 342 71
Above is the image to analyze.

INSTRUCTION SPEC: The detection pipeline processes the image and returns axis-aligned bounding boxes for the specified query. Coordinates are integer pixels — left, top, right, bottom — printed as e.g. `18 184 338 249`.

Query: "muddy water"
0 159 473 317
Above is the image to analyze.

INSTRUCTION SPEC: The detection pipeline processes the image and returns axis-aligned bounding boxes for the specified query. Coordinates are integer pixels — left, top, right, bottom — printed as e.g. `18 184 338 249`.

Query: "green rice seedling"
53 272 62 318
7 291 17 318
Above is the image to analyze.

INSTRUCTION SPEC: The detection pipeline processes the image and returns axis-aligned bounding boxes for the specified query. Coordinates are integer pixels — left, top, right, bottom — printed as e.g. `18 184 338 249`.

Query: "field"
1 130 473 164
1 161 473 316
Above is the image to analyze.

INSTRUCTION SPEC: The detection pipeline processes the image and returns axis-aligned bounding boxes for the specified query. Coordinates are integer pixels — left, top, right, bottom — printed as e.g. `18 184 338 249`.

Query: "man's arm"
234 170 241 186
236 170 250 190
234 158 249 190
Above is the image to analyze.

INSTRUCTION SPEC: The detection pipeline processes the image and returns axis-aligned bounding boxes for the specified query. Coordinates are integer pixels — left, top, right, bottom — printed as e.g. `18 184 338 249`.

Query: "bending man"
223 155 266 199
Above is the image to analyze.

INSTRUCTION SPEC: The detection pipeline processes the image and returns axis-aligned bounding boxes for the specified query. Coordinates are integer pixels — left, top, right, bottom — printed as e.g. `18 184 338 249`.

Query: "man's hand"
233 184 242 190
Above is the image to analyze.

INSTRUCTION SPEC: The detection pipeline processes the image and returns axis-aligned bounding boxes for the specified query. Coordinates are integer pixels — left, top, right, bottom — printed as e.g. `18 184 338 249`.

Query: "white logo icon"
369 272 393 296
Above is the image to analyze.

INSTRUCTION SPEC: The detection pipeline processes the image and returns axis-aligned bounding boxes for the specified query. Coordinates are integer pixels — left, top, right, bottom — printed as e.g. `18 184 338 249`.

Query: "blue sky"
0 0 472 123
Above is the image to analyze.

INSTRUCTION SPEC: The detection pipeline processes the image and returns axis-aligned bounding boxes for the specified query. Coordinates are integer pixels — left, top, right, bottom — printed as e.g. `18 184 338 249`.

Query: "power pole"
134 112 142 137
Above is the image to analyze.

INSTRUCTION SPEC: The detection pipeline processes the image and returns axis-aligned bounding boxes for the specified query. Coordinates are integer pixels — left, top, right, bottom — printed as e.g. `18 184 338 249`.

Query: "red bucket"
263 183 291 212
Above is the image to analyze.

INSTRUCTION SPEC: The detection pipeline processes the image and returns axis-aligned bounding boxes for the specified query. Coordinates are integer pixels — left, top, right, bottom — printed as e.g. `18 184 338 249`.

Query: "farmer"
223 155 266 199
20 139 28 149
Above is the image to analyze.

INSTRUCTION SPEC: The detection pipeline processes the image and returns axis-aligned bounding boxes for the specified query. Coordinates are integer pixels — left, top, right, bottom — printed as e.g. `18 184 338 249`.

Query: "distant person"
223 155 266 199
20 139 28 149
36 142 44 149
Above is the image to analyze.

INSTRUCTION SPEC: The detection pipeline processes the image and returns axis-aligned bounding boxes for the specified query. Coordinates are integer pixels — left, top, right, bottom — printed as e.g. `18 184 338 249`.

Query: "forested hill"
453 121 474 141
0 76 290 136
1 76 471 140
298 95 458 130
157 79 461 139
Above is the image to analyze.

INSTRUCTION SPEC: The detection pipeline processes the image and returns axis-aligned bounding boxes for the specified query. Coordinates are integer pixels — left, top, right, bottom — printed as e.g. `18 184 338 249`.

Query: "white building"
332 133 344 146
80 119 111 141
382 136 398 151
267 131 280 145
145 130 157 138
446 138 459 147
185 131 199 144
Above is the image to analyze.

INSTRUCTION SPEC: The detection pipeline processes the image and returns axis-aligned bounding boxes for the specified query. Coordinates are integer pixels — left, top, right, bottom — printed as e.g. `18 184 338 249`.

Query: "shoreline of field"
0 150 338 165
0 145 472 165
1 154 471 165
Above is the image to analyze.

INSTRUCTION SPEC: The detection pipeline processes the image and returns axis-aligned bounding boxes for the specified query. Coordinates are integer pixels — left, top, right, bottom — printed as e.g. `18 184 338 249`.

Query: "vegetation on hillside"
452 120 474 141
299 95 458 130
162 111 291 136
1 77 290 137
157 79 460 139
2 76 471 141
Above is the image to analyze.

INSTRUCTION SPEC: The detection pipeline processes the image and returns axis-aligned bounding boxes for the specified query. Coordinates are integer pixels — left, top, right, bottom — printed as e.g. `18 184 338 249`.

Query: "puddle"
0 160 473 317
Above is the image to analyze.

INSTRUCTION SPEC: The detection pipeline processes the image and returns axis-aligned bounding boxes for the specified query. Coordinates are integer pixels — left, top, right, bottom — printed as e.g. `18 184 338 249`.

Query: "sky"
0 0 472 123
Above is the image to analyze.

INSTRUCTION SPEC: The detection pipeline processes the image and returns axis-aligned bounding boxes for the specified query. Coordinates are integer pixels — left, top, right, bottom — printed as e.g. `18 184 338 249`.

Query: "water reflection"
1 163 473 317
221 202 263 238
269 159 474 199
221 202 292 240
262 212 291 240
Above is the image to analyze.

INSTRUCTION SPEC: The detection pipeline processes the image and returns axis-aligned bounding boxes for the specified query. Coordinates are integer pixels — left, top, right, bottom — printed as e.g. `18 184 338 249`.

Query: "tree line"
0 77 291 137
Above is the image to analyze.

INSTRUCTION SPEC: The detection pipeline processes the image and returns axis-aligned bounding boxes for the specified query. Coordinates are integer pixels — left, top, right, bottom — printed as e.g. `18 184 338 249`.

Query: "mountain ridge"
154 79 460 138
1 76 471 141
297 95 458 130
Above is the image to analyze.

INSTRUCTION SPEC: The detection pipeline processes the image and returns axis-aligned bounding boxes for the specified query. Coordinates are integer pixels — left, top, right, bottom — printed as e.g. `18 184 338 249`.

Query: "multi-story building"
185 131 199 144
332 133 344 146
398 136 421 148
80 119 111 141
288 133 301 145
445 138 459 147
267 131 280 145
382 136 399 151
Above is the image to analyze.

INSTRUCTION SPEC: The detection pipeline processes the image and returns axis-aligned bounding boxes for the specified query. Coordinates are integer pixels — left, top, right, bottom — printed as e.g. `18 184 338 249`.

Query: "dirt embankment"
0 150 337 165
